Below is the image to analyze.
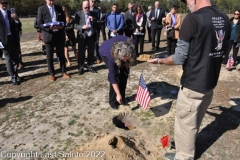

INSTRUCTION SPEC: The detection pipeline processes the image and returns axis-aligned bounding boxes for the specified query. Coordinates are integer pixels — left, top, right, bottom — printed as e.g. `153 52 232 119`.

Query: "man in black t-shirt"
148 0 231 159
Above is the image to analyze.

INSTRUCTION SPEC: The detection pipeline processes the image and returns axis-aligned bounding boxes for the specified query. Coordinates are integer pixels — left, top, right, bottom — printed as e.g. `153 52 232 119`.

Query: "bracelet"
157 58 160 64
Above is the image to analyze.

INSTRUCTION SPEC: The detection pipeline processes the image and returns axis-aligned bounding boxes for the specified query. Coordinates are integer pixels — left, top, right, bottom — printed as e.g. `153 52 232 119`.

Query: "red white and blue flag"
226 55 234 70
135 74 151 109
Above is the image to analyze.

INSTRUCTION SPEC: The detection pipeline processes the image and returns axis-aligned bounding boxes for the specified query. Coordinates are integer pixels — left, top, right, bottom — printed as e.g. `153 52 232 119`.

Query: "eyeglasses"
84 7 89 9
0 2 8 5
234 13 239 15
137 9 141 10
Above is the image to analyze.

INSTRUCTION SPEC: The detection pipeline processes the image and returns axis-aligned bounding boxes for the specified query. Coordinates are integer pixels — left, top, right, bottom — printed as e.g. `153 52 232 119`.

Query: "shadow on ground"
0 96 33 108
195 102 240 159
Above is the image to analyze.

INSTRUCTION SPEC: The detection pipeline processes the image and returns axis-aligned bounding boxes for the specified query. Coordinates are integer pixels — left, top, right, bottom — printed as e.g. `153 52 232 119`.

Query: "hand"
116 94 122 104
11 13 18 20
236 43 240 48
151 17 155 21
50 25 59 30
82 25 89 29
113 30 117 34
88 16 93 21
58 26 64 30
65 36 69 41
147 58 159 64
139 27 143 31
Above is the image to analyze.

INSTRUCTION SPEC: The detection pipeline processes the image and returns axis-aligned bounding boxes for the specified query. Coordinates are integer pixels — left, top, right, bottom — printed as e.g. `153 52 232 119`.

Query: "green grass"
19 18 36 34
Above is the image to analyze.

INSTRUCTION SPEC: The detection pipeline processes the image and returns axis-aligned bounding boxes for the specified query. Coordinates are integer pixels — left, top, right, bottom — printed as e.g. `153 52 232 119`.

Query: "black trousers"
147 26 152 42
97 27 106 41
45 32 66 76
134 35 145 56
45 33 66 76
0 49 3 58
223 40 239 65
77 34 96 69
151 28 162 48
101 55 128 107
125 29 133 38
167 38 177 56
2 35 19 78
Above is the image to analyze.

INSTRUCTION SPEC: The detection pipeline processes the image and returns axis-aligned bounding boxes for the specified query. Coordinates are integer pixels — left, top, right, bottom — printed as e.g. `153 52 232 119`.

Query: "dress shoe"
156 47 160 51
151 47 156 51
49 76 56 81
110 104 119 110
78 69 84 75
87 67 97 73
16 76 23 82
11 78 20 85
62 73 70 78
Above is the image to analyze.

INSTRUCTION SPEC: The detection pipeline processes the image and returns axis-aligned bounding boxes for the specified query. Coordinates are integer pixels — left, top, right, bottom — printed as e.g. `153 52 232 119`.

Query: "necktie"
50 7 56 22
85 14 92 36
4 11 11 34
114 13 117 30
156 9 158 19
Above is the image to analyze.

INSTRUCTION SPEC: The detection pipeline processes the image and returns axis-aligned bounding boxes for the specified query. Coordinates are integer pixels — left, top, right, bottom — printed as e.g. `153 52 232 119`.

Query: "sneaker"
165 152 177 160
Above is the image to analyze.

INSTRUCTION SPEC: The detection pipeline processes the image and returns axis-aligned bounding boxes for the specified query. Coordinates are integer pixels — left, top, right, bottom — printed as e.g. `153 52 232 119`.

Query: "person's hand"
88 16 93 21
151 17 155 21
113 30 117 34
66 36 69 41
11 13 18 20
82 25 89 29
116 94 122 104
50 25 59 30
147 58 159 64
58 26 64 30
139 27 143 31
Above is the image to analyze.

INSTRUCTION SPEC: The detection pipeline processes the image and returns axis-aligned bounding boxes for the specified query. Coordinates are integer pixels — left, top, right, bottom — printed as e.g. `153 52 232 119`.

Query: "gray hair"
111 39 136 67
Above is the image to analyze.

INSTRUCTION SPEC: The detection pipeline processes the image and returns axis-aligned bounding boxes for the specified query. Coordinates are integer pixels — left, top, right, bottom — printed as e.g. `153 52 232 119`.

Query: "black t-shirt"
179 15 198 42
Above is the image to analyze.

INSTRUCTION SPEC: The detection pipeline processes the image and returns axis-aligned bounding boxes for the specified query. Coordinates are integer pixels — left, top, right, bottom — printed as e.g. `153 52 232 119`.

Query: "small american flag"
135 74 151 109
226 55 234 70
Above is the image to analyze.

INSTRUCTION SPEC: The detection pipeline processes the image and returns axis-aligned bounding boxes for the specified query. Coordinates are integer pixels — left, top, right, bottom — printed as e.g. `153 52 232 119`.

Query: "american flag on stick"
135 74 151 109
226 55 234 70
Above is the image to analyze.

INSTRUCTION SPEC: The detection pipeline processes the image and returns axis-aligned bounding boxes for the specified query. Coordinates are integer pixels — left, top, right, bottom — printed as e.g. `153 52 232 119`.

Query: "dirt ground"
0 31 240 160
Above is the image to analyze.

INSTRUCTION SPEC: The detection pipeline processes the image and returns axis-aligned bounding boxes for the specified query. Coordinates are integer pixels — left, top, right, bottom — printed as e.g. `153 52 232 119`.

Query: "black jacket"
230 17 240 43
0 10 19 45
37 4 66 43
132 13 147 34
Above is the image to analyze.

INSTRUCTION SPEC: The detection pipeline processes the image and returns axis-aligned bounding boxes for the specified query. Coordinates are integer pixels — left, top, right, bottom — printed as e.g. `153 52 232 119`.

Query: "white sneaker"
165 152 177 160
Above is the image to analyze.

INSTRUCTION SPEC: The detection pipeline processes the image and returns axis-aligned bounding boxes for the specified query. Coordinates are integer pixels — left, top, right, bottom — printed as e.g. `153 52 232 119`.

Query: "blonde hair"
62 6 73 23
111 39 136 67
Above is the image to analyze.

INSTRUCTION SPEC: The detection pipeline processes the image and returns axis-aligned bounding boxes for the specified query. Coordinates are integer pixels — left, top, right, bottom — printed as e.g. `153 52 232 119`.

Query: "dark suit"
37 4 67 76
0 10 20 80
98 12 107 41
149 8 166 49
74 10 97 70
124 10 134 38
133 14 147 56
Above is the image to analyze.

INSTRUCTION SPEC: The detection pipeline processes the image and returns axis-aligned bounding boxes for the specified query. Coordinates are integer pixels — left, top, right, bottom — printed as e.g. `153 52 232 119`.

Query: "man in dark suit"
124 3 134 38
74 0 98 75
37 0 70 81
0 0 21 85
98 7 106 41
149 1 166 50
89 0 101 63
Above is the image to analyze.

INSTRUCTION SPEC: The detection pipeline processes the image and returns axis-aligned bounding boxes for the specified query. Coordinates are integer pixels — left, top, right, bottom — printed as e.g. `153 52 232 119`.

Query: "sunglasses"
84 7 89 9
0 2 8 5
234 13 239 15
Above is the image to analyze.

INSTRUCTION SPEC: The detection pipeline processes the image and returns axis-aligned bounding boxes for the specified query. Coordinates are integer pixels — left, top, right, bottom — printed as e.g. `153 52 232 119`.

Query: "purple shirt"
99 35 135 83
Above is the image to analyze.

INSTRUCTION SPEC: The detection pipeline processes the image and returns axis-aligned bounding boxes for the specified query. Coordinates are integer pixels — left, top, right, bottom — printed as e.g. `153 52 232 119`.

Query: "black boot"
42 44 46 55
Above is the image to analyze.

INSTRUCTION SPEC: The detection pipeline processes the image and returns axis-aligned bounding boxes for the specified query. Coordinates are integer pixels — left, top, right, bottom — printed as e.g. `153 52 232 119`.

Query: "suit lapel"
45 5 52 22
81 10 86 25
55 5 58 20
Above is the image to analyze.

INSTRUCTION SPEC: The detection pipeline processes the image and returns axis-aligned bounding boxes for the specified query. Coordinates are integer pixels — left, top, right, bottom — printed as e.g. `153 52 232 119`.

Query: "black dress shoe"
110 104 119 110
11 78 20 85
78 69 84 75
87 67 97 73
16 76 23 82
156 47 160 51
151 47 156 51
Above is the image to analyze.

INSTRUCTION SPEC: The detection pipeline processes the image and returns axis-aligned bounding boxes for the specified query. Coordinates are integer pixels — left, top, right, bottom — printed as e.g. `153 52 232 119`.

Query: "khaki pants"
175 86 213 160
